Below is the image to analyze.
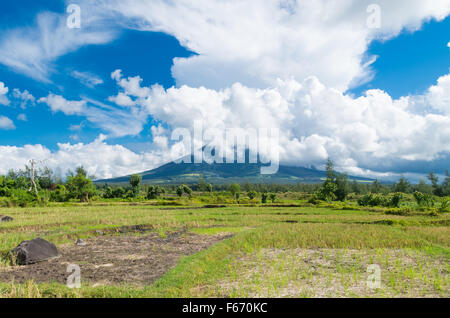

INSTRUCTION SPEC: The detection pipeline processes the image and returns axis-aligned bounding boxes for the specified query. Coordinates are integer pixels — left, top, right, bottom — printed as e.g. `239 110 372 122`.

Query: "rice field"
0 203 448 298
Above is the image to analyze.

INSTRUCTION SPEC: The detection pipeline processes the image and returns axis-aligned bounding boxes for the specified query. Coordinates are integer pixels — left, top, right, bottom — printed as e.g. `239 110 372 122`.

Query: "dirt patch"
0 232 232 287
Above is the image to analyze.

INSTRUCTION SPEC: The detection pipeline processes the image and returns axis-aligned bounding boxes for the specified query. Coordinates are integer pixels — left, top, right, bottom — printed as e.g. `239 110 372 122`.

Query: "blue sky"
0 1 449 180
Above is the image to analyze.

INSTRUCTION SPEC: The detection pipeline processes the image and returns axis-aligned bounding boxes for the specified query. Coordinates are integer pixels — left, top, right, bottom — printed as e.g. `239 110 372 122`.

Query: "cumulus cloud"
13 88 35 109
80 0 450 91
25 70 449 178
0 135 172 180
0 116 15 130
0 82 10 106
38 94 87 115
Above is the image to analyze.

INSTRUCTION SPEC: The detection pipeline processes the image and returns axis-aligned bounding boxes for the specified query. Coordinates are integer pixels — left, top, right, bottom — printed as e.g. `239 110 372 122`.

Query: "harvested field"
0 232 231 286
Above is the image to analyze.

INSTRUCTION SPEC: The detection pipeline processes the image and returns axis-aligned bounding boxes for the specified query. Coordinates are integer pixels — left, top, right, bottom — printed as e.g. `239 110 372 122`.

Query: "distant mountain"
96 155 374 185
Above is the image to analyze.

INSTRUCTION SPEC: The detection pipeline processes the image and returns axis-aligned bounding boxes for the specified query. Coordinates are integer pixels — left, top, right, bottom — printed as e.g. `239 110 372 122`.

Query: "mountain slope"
96 159 374 185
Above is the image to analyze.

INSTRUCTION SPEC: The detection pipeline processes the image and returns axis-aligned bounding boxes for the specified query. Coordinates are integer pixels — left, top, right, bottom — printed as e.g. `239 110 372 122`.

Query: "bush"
9 189 36 207
438 197 449 212
247 190 257 200
261 193 268 204
269 193 277 203
413 191 435 207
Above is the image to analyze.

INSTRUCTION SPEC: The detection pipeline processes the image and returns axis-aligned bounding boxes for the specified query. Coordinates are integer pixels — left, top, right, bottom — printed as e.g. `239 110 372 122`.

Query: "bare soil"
0 232 231 287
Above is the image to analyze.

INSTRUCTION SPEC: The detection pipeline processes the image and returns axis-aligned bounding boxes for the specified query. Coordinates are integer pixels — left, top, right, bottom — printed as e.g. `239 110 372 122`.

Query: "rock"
0 215 14 222
95 230 104 235
76 238 87 246
11 238 59 265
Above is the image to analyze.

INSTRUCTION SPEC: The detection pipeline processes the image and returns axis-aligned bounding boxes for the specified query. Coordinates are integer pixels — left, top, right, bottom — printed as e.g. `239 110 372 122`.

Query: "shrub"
261 193 268 204
269 193 277 203
438 197 449 212
9 189 36 207
247 190 257 200
413 191 435 207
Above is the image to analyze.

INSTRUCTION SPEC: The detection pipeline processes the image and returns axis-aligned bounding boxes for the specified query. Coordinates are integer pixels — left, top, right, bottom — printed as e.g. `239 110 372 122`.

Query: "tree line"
0 160 448 207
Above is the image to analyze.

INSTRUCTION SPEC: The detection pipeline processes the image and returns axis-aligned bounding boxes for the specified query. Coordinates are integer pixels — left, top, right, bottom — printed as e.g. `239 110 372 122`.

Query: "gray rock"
76 238 87 246
11 238 59 265
0 215 14 222
95 230 104 235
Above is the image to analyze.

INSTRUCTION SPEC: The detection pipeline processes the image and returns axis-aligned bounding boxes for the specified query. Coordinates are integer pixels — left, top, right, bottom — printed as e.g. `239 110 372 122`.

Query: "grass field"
0 202 448 298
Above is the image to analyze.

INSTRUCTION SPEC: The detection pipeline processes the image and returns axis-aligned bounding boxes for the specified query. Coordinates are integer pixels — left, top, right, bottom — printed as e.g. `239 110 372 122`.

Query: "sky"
0 0 449 182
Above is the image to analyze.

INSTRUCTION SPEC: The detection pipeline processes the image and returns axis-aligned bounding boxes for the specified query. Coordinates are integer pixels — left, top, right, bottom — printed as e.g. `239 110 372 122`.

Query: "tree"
393 176 410 193
269 193 277 203
415 179 432 194
65 167 96 202
130 174 142 197
183 185 193 198
247 190 257 200
205 183 213 193
176 186 184 198
315 158 338 202
428 173 444 197
334 173 350 201
229 183 241 201
371 179 382 194
261 192 268 204
441 170 450 196
197 175 207 191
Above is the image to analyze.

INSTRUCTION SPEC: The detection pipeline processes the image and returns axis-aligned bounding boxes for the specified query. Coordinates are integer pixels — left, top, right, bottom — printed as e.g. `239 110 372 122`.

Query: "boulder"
76 238 87 246
0 215 14 222
11 238 59 265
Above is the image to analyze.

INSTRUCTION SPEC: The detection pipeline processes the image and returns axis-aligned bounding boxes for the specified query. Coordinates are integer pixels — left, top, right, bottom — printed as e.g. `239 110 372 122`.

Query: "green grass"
0 203 448 298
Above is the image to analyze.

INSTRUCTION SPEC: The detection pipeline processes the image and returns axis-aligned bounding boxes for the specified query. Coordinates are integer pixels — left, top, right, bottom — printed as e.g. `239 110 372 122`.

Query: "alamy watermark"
366 264 381 289
367 4 381 29
67 4 81 29
171 121 280 175
67 264 81 289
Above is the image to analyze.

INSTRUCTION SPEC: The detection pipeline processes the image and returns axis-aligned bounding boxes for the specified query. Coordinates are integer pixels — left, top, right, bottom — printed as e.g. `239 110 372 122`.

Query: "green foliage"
261 193 268 204
393 177 410 193
438 197 449 213
49 184 68 202
229 183 241 200
129 174 142 197
147 186 164 200
357 193 403 208
315 159 349 202
176 186 184 198
183 185 193 198
65 167 97 202
269 193 277 203
315 182 337 202
247 190 257 200
413 191 435 208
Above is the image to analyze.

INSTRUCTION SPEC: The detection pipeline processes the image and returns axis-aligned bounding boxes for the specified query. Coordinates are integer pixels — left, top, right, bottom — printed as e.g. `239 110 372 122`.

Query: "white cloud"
0 116 15 130
0 11 115 81
13 88 35 108
83 0 450 91
108 93 135 107
38 93 148 137
38 94 86 115
0 135 171 180
17 114 27 122
71 71 104 88
0 82 10 106
32 68 450 176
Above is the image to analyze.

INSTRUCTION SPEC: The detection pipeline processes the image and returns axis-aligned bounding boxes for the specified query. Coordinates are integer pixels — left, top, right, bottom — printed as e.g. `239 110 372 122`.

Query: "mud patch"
0 232 232 287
